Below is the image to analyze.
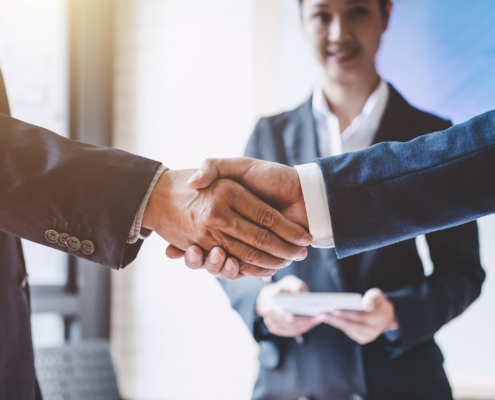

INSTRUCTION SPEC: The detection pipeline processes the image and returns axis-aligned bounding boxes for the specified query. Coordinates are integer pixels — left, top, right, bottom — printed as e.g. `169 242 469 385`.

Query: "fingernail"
300 235 312 245
294 248 307 261
285 314 294 323
224 259 235 272
210 249 222 265
186 251 200 263
333 310 341 316
187 170 202 184
284 260 293 267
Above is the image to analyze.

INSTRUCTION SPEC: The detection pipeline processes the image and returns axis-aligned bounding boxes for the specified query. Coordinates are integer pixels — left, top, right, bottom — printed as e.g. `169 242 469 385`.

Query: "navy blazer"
220 86 485 400
0 70 160 399
315 108 495 258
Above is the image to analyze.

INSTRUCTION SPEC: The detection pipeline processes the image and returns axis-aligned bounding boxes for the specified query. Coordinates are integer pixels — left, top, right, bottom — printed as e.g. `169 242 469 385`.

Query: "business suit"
220 85 485 400
0 70 161 399
315 109 495 258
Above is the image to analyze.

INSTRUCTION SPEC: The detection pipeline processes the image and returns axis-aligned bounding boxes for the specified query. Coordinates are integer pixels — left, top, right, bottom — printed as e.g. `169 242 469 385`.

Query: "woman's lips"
327 47 360 63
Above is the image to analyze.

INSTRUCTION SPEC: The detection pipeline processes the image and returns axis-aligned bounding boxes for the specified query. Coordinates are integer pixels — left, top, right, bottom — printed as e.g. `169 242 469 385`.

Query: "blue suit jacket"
220 86 485 400
316 108 495 259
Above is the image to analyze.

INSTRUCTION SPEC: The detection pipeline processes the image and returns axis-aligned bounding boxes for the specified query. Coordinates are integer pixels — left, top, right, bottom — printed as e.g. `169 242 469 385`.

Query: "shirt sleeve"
127 165 169 244
294 163 335 248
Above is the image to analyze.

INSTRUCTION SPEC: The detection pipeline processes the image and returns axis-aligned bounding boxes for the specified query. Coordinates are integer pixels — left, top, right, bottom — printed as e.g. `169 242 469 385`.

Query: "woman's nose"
328 16 350 42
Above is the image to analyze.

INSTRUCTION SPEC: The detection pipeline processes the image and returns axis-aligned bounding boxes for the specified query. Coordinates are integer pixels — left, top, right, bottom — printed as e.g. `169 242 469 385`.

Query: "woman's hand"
256 275 320 338
319 288 398 345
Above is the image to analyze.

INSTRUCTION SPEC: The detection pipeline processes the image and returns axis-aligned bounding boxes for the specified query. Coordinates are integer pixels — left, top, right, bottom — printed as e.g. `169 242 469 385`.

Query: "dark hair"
299 0 389 12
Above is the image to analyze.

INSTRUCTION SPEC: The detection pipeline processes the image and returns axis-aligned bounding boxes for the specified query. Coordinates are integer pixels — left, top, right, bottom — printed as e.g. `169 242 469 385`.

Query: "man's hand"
143 169 311 279
256 275 320 337
320 288 399 345
165 158 310 277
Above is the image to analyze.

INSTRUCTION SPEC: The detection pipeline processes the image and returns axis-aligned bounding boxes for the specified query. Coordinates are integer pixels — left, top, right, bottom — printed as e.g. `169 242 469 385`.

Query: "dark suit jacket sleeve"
0 113 162 270
315 110 495 258
218 120 269 339
385 220 485 356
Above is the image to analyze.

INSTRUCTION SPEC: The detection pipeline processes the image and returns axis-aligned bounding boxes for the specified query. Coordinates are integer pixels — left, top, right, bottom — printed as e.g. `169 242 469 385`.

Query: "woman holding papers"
217 0 485 399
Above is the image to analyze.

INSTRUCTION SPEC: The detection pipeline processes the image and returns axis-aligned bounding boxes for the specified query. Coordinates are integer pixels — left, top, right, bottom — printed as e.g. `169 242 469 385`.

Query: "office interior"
0 0 494 399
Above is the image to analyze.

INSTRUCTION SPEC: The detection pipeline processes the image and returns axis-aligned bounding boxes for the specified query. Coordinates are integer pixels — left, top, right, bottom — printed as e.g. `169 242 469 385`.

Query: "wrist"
142 169 176 233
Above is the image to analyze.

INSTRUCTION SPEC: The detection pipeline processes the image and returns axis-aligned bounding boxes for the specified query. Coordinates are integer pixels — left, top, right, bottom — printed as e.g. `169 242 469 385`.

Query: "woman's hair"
299 0 389 12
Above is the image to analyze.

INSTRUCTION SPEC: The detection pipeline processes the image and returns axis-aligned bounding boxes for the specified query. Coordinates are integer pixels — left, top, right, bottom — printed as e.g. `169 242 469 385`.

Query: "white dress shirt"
295 80 389 248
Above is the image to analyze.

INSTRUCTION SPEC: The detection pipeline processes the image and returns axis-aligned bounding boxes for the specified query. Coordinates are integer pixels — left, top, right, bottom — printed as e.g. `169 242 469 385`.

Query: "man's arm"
316 110 495 257
0 114 310 274
179 110 495 265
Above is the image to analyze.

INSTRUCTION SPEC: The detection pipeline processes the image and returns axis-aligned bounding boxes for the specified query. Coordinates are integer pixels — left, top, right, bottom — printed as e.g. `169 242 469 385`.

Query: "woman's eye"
314 12 331 24
348 7 369 19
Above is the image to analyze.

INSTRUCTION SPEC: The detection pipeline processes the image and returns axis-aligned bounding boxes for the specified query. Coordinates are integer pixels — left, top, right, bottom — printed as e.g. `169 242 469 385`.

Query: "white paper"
273 293 364 316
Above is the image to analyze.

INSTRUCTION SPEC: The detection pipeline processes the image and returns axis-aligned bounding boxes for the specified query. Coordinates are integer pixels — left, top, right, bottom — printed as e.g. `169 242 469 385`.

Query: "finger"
362 288 386 312
202 248 238 280
165 244 186 259
225 209 308 261
279 275 310 293
331 310 370 324
224 235 292 270
324 314 369 332
231 185 312 247
183 246 206 270
187 157 255 189
239 262 277 278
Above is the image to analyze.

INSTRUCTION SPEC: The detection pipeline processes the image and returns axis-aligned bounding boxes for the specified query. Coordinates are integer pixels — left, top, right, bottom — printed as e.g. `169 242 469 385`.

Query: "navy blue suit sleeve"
218 120 269 339
385 221 484 356
315 110 495 258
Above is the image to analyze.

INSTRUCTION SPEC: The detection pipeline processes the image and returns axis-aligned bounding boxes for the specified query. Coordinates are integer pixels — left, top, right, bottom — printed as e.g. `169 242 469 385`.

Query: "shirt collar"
312 79 390 136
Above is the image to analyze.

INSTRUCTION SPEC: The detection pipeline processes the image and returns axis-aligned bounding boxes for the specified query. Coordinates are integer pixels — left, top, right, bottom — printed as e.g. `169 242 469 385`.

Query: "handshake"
142 157 312 280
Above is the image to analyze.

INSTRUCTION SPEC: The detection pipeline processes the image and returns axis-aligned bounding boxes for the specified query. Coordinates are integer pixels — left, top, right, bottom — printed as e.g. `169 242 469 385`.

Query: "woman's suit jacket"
220 85 485 400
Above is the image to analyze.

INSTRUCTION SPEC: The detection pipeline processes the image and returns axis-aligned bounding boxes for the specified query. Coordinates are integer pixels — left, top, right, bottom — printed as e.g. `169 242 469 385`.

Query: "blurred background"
0 0 494 399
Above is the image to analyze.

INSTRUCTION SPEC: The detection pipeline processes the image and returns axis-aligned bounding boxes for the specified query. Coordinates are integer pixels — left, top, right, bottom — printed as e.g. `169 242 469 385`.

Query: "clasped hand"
143 162 311 279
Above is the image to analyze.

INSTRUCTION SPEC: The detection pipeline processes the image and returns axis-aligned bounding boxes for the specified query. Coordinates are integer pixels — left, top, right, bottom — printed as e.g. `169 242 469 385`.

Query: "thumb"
362 288 385 312
187 157 255 189
280 275 310 294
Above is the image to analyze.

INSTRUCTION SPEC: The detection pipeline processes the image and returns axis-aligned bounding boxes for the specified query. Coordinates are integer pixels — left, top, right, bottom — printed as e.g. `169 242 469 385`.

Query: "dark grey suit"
220 86 485 400
0 70 161 399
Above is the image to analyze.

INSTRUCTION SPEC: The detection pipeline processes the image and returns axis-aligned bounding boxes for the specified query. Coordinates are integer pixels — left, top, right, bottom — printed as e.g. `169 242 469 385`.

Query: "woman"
183 0 485 398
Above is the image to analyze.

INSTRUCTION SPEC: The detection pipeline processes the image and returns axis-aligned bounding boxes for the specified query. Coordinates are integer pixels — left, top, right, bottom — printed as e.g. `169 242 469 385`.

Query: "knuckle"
254 229 274 250
244 247 262 266
257 206 275 228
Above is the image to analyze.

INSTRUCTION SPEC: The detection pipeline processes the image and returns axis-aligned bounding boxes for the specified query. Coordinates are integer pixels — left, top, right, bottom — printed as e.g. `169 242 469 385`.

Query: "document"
273 293 364 316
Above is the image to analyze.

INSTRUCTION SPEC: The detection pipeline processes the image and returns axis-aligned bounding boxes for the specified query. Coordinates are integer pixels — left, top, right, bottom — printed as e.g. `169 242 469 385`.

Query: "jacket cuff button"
45 230 59 243
81 240 95 255
57 233 69 247
67 237 81 251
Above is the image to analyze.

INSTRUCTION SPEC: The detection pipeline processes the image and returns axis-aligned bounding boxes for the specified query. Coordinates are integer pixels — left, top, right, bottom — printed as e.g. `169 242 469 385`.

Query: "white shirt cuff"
295 163 334 248
127 165 169 244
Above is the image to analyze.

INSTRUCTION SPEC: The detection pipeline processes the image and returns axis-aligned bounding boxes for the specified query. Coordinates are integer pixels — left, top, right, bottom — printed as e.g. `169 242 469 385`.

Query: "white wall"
112 1 260 399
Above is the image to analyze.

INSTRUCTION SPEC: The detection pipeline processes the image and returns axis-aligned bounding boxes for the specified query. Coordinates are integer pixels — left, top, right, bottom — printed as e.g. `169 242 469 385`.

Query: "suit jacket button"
57 233 69 247
45 230 59 243
66 237 81 251
298 396 313 400
81 240 95 255
350 393 365 400
295 335 305 345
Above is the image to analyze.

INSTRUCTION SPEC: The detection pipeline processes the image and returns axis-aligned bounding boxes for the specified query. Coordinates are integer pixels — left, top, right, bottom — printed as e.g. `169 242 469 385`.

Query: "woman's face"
301 0 391 84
